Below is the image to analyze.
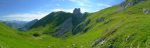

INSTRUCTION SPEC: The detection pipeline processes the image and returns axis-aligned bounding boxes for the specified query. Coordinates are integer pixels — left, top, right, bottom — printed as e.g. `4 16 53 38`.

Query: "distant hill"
2 20 28 30
19 19 38 31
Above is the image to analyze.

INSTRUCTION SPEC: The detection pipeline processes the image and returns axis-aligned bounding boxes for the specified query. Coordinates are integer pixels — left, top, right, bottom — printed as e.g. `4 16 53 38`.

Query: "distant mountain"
19 19 38 31
0 20 2 22
2 20 28 30
29 11 73 37
29 8 90 37
30 11 72 29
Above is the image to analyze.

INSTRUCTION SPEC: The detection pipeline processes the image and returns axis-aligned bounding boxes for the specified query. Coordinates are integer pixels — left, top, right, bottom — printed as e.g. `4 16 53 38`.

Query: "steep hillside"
29 11 73 37
81 0 150 48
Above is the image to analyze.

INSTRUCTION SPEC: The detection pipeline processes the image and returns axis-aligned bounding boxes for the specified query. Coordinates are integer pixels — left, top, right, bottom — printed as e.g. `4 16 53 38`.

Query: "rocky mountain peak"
73 8 82 16
72 8 82 27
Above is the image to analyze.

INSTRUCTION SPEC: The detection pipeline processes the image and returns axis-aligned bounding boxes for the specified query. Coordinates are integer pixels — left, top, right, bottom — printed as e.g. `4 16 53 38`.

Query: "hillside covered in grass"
0 0 150 48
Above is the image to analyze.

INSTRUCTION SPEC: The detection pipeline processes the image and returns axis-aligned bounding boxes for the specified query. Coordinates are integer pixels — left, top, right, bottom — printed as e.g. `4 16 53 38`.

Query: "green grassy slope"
72 0 150 48
0 22 40 48
0 22 67 48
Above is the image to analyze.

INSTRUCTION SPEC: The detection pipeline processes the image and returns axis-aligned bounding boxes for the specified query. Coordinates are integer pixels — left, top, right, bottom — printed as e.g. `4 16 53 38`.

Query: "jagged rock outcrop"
114 0 147 12
72 8 82 27
121 0 146 8
73 8 82 17
72 9 91 34
53 18 73 37
73 19 91 34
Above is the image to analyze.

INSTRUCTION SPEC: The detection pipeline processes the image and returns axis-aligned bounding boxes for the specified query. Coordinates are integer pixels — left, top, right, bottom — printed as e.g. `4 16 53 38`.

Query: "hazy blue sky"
0 0 123 21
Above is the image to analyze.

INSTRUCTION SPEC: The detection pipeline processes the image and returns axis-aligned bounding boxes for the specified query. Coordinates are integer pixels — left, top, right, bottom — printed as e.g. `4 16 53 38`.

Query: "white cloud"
97 3 111 7
80 8 88 12
0 11 49 21
52 8 73 13
52 8 88 13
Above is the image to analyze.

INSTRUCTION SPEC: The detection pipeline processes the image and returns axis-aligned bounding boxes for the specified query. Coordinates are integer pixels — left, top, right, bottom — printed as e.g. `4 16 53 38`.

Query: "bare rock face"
72 8 84 34
53 8 83 36
121 0 146 8
53 18 73 37
114 0 146 12
107 44 113 48
72 8 82 27
72 19 91 34
73 8 82 17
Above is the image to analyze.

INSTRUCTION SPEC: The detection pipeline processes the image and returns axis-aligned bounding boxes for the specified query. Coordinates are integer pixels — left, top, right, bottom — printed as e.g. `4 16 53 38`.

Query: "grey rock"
121 0 146 8
107 44 113 48
96 17 104 23
73 8 82 17
92 37 104 47
143 8 150 14
53 18 73 37
72 8 82 27
72 19 91 34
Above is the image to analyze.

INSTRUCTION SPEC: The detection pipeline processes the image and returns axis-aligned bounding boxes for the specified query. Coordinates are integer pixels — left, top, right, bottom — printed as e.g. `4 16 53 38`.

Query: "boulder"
92 37 104 47
143 8 150 14
107 44 113 48
96 17 104 23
